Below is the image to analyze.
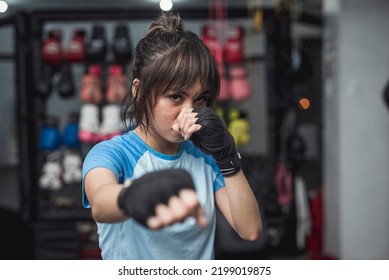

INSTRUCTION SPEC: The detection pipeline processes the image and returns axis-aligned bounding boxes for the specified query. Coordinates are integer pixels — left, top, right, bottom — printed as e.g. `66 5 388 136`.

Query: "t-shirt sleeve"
81 141 124 208
214 170 225 192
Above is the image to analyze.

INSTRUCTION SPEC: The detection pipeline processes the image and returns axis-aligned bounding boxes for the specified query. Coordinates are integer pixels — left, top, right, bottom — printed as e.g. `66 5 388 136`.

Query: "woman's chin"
170 134 185 143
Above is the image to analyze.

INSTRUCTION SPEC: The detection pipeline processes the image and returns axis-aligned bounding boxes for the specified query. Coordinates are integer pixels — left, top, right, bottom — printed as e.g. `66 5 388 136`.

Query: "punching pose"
82 12 262 260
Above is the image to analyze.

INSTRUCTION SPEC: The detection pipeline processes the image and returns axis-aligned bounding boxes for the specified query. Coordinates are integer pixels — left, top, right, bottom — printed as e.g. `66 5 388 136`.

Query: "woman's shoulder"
87 131 142 155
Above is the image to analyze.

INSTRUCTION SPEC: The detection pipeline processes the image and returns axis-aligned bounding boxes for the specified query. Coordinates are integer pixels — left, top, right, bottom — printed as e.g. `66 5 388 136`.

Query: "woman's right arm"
84 167 128 223
84 167 207 228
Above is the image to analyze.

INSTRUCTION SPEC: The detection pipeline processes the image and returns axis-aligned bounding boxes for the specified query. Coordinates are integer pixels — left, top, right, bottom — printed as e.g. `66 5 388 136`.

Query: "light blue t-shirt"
82 131 225 260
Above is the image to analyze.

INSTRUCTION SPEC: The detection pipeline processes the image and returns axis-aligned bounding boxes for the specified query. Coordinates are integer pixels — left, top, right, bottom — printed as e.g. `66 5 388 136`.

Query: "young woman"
82 12 262 260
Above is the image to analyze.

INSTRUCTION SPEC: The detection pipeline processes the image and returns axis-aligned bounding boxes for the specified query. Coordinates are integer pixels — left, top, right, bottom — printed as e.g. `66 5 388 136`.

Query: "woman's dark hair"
121 12 220 131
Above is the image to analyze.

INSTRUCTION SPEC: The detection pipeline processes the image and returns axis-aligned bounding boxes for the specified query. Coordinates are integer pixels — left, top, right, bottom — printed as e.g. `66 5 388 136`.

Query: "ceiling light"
160 0 173 11
0 1 8 13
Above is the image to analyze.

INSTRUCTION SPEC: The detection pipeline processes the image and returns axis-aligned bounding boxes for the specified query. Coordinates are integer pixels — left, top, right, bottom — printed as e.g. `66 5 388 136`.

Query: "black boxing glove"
117 169 195 227
191 107 241 176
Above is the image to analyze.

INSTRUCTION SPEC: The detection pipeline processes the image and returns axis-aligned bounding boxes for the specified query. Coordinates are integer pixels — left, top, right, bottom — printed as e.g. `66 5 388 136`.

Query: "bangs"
147 37 219 100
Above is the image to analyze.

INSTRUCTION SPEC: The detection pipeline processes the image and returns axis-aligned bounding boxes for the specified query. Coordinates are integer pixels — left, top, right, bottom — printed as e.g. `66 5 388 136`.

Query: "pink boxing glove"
229 65 251 102
218 63 230 101
80 64 103 104
106 65 126 104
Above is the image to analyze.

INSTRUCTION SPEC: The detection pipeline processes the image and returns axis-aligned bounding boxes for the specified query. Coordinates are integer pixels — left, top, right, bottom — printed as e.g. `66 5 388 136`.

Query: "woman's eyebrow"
163 89 186 96
196 90 209 97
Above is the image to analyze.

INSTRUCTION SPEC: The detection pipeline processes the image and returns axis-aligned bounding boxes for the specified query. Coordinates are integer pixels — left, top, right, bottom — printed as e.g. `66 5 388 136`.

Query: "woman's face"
142 79 209 153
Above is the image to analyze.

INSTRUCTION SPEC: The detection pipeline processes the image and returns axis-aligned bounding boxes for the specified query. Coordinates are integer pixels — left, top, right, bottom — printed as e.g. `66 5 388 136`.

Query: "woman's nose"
182 99 194 109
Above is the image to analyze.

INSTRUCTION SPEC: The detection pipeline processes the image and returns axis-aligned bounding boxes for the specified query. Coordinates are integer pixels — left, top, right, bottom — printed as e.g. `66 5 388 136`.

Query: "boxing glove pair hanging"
86 25 132 66
201 25 251 102
37 29 82 99
35 25 132 100
79 64 126 105
39 113 80 152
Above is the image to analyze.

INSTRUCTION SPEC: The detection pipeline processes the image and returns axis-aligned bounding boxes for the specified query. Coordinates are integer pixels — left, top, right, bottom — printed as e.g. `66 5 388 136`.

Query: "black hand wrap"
117 169 195 227
191 107 241 177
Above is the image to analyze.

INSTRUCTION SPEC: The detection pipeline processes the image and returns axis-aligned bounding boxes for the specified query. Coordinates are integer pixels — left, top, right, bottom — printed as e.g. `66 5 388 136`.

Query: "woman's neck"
134 127 180 155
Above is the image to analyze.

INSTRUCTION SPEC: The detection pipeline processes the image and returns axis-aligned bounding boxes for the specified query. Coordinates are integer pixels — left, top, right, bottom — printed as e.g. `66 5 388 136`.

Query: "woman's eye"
195 95 209 105
170 94 182 102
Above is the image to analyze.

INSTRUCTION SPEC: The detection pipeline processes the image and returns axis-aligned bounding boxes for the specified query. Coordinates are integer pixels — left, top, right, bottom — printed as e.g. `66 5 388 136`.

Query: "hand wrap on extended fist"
117 169 196 227
191 107 241 176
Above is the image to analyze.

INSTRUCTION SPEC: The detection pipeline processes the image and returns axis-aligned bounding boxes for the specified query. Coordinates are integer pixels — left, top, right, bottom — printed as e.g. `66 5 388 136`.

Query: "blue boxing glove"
190 107 241 176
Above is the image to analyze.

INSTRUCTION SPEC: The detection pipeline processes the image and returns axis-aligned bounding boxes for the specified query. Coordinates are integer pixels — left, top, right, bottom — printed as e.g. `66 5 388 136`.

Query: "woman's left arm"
215 169 262 241
173 107 262 240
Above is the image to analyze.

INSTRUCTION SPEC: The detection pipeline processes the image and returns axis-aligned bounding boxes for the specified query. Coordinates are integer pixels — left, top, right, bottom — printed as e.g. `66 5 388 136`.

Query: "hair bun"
147 13 185 36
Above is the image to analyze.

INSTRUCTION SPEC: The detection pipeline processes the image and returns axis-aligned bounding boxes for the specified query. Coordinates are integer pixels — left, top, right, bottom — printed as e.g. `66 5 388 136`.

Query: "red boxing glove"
67 29 86 63
223 25 244 64
41 29 62 65
201 25 223 64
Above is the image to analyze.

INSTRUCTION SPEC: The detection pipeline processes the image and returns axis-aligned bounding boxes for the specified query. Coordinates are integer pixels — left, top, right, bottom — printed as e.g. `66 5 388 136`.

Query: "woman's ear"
132 79 140 97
